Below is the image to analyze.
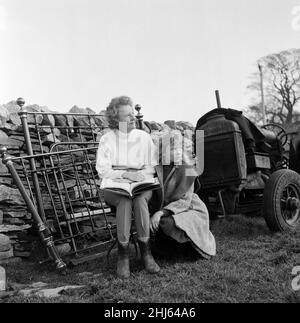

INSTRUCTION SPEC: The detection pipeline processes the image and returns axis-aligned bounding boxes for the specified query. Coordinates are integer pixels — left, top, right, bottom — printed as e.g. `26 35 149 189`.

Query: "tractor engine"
195 108 278 217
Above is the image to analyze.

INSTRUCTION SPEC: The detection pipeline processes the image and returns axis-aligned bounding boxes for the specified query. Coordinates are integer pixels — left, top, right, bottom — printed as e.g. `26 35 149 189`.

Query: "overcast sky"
0 0 299 123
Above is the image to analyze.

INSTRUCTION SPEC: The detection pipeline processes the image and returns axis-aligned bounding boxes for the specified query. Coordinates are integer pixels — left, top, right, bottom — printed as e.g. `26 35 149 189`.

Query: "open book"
100 177 160 198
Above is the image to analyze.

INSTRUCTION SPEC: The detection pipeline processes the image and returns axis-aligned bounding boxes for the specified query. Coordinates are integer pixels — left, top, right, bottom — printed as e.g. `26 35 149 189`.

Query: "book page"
100 178 131 194
101 177 159 197
131 178 160 196
130 178 157 191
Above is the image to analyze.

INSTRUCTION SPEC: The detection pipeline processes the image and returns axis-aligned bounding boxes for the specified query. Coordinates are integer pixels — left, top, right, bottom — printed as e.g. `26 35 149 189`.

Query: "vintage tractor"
195 91 300 232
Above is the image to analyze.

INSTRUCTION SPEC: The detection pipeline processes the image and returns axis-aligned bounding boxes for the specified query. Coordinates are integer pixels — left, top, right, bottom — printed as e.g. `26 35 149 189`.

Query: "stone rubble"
18 284 86 298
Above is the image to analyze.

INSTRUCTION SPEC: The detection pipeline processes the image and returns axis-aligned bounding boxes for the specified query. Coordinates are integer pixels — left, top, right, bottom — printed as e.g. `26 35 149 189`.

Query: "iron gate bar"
50 142 112 228
1 144 117 262
50 147 96 235
40 145 116 257
48 154 78 253
20 158 37 209
19 110 47 222
50 143 113 234
0 146 66 270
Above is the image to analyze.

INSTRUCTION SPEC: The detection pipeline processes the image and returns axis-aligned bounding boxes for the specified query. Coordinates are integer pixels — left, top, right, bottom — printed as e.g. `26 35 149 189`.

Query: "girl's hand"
123 171 145 182
150 210 164 232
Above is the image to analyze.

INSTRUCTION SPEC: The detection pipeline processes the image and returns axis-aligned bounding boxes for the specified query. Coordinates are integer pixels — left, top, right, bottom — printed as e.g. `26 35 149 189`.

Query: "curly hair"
106 96 134 129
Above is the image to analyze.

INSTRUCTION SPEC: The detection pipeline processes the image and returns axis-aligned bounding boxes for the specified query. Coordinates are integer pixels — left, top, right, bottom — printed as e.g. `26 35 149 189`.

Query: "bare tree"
245 49 300 125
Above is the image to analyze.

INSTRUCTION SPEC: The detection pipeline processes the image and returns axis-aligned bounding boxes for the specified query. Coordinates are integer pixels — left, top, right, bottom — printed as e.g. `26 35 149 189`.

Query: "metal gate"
0 103 122 269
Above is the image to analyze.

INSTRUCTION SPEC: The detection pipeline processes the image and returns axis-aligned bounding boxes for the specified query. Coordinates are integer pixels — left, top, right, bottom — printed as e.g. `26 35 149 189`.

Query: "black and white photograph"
0 0 300 306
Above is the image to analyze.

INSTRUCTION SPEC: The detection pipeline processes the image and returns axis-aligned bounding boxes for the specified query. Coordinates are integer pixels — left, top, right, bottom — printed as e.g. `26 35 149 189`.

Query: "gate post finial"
16 97 25 110
135 104 144 130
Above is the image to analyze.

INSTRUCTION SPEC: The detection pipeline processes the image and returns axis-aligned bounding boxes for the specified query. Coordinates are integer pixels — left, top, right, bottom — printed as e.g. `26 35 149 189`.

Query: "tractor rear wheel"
263 169 300 232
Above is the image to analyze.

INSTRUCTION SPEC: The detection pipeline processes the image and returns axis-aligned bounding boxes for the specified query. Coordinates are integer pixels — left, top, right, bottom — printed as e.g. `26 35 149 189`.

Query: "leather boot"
116 242 130 279
138 239 160 274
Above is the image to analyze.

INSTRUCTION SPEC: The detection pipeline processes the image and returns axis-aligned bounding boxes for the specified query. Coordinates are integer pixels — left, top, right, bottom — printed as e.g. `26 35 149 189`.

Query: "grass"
1 214 300 303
